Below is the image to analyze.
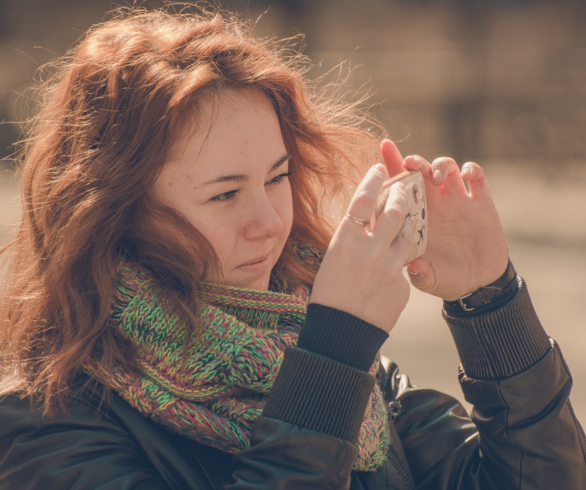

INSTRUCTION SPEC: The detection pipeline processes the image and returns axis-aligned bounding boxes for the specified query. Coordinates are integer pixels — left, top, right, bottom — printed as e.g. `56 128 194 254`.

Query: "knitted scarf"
85 245 391 471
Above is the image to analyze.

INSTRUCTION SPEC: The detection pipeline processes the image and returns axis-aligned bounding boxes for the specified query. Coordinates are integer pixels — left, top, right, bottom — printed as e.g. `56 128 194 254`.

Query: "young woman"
0 6 584 490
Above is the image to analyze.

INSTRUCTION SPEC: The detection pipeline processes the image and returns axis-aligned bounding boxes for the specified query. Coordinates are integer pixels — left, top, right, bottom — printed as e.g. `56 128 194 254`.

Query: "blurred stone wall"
240 0 586 168
1 0 586 428
2 0 586 169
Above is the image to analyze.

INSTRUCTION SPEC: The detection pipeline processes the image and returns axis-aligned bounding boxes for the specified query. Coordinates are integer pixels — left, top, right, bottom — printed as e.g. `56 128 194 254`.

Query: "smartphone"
369 170 427 264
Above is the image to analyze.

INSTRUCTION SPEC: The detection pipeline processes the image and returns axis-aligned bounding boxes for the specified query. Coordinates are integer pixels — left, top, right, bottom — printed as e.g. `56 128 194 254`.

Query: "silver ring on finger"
345 213 370 227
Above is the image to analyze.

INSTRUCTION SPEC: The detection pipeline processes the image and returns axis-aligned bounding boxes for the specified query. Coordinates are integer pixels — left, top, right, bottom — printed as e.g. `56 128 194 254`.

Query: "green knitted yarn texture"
86 243 391 471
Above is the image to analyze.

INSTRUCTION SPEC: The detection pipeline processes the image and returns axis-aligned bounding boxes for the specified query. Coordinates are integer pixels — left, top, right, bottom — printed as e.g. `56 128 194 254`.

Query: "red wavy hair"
0 5 382 412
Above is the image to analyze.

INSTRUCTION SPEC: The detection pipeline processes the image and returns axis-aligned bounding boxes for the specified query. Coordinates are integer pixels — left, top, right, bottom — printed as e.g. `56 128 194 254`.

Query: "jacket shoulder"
0 387 229 490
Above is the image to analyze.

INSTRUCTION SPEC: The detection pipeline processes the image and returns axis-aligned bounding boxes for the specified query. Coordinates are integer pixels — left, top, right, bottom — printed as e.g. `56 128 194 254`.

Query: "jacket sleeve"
0 394 172 490
227 305 390 489
393 277 586 489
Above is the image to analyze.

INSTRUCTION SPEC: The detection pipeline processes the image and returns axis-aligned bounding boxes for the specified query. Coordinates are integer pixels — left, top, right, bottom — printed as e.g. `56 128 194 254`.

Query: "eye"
267 171 292 185
209 190 238 202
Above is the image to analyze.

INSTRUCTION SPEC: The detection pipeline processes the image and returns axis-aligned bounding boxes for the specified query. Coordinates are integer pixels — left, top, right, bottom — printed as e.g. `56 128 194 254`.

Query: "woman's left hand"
381 140 509 301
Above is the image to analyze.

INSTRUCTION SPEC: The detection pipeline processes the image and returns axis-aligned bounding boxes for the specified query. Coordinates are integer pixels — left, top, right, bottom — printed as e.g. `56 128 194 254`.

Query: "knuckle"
385 205 406 221
373 167 387 180
352 191 372 208
390 183 407 199
396 193 409 212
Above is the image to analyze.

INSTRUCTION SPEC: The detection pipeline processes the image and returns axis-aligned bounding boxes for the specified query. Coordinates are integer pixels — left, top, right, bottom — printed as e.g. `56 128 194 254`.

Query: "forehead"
165 89 286 179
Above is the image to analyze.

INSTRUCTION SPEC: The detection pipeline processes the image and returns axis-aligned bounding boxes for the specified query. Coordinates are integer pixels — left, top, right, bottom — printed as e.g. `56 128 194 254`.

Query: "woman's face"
154 89 293 290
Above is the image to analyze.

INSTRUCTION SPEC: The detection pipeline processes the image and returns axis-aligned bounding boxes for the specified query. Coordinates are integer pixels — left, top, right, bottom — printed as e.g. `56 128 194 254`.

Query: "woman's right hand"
309 164 417 333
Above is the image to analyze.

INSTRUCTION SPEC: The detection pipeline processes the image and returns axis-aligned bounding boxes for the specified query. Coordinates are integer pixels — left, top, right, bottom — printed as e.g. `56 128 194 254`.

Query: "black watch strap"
448 259 516 312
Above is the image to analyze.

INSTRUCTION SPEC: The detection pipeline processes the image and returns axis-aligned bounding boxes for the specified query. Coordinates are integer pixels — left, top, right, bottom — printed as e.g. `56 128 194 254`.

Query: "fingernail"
433 169 442 181
407 268 418 275
461 165 471 177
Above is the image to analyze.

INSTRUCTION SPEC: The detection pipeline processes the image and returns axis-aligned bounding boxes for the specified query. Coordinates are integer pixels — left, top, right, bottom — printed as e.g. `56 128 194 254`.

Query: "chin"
244 275 271 291
225 272 270 291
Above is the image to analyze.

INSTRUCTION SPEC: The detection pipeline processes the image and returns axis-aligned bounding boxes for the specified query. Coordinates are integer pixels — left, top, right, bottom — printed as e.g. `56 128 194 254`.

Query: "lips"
237 253 270 268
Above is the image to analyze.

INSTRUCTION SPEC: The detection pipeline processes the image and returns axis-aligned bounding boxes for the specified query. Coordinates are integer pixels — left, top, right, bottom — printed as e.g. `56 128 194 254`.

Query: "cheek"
189 212 238 263
274 183 293 229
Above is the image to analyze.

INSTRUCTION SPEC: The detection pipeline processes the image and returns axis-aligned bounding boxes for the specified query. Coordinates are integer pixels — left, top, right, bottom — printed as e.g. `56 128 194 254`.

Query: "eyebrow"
200 155 290 187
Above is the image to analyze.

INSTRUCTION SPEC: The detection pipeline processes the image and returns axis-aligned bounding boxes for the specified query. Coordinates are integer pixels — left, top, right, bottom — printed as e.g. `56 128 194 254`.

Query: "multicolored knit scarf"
85 244 391 471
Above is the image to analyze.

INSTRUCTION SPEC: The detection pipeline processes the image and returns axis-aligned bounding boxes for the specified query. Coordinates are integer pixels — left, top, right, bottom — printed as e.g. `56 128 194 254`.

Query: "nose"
242 191 284 241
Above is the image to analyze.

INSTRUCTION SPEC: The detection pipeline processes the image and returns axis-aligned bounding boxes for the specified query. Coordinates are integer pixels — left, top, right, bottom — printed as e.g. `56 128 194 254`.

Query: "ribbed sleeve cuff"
443 277 551 380
262 347 375 443
297 303 389 372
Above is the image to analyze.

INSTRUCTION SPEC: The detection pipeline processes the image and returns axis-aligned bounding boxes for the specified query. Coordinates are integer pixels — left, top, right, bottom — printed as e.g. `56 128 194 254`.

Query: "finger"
403 154 432 178
430 157 467 193
461 162 492 200
381 140 405 177
403 155 443 201
389 215 418 265
372 182 409 244
342 164 387 233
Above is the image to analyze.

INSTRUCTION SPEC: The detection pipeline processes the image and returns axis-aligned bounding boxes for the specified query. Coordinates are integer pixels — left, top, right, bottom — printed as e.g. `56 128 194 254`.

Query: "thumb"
406 257 435 292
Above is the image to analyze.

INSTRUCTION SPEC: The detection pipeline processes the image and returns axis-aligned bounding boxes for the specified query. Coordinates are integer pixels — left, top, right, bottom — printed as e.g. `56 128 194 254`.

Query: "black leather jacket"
0 280 585 489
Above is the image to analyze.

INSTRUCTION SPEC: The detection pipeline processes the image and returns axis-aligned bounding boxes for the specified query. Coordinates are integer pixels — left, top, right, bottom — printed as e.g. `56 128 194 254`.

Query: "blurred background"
1 0 585 420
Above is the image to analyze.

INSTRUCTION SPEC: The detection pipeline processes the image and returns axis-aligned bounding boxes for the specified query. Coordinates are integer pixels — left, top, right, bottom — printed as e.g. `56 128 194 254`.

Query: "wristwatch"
449 259 516 312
